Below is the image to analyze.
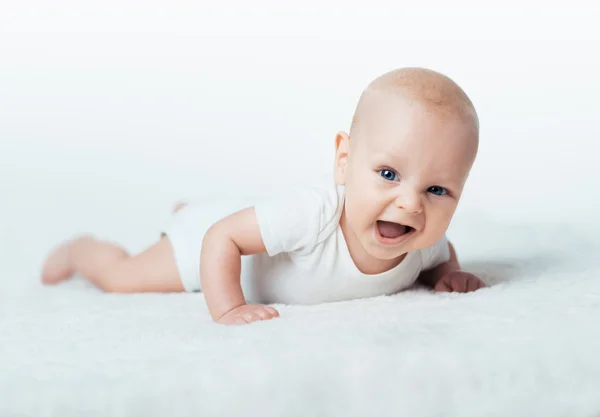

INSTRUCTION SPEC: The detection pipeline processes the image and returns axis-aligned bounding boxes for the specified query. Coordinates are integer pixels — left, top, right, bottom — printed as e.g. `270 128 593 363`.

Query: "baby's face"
336 95 477 261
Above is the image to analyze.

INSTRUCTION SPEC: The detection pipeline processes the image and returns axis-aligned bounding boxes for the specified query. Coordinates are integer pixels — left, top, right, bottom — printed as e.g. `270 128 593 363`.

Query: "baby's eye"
427 186 448 196
378 169 399 181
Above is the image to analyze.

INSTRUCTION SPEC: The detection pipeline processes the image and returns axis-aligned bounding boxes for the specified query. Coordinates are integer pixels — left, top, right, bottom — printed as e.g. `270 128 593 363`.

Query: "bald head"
350 67 479 140
333 68 480 249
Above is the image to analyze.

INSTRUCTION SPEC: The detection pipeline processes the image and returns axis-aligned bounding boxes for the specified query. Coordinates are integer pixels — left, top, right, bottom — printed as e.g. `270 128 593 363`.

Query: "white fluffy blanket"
2 213 600 417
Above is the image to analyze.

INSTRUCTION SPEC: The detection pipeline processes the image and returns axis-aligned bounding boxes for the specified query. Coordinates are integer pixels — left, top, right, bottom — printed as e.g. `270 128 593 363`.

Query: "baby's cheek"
429 204 454 226
418 222 448 249
346 189 374 218
414 234 439 251
347 202 369 228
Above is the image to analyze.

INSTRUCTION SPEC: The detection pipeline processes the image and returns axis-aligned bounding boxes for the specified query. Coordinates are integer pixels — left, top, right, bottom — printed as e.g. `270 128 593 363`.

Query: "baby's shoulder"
262 181 342 215
253 181 344 255
305 182 345 242
300 181 343 213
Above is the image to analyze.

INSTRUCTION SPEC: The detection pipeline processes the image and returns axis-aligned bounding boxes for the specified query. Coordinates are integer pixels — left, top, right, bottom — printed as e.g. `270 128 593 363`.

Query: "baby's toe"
172 202 188 213
255 309 273 320
241 312 260 323
265 307 279 317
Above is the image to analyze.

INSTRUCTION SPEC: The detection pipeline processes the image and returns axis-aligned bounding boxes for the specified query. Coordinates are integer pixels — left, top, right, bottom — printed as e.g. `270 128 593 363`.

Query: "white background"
3 4 600 416
1 1 599 283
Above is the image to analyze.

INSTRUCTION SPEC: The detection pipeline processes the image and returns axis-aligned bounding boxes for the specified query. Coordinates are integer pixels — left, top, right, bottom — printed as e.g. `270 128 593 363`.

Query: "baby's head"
334 67 479 261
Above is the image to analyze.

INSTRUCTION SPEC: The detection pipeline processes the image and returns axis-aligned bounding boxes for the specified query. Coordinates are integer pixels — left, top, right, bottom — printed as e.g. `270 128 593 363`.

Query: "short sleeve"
254 186 334 256
420 234 451 271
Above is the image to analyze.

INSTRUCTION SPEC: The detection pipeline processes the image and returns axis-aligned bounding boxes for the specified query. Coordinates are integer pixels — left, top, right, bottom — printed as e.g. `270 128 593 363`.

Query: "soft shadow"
461 253 564 286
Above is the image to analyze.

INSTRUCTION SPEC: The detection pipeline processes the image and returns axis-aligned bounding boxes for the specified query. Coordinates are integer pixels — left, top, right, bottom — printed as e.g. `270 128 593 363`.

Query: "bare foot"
41 236 89 284
172 201 188 213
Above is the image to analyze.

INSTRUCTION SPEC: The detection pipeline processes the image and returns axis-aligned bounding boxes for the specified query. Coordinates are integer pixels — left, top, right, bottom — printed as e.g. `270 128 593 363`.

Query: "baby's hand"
434 270 486 293
217 304 280 325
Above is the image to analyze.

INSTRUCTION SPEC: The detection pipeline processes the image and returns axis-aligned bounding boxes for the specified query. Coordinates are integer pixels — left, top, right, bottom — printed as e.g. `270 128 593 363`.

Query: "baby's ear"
333 131 350 186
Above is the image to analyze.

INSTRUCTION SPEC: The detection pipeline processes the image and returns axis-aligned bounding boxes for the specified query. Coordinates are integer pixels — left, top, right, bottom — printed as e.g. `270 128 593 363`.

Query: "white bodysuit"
162 182 450 304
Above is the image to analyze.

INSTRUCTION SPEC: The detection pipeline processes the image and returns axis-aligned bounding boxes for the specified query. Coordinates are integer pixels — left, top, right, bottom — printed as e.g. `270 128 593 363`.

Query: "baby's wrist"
419 261 457 287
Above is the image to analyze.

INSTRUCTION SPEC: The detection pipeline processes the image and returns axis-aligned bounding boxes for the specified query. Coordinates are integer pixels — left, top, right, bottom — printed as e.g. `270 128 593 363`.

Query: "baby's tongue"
377 221 407 238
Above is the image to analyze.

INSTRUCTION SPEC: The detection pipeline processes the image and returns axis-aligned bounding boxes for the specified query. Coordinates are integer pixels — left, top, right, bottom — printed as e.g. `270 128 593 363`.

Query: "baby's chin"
364 242 411 261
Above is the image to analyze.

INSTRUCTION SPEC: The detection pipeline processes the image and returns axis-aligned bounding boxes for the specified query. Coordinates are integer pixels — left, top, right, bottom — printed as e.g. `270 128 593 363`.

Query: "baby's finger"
477 280 487 289
466 278 479 292
452 277 467 293
265 307 279 317
435 279 452 292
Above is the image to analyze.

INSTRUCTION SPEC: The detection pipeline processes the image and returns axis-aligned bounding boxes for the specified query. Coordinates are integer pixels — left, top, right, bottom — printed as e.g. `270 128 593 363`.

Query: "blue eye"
427 186 447 196
379 169 398 181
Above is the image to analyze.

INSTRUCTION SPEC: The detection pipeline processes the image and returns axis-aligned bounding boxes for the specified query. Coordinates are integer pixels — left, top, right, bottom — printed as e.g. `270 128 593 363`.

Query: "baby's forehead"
360 95 476 146
366 133 475 187
372 88 475 130
360 103 478 179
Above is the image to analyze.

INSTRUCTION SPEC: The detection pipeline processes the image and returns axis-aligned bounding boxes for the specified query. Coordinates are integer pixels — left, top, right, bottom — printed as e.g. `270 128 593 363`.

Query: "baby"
41 67 486 325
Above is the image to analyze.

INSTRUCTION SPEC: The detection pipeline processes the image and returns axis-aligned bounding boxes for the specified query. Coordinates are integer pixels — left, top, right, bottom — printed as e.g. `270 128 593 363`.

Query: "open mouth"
375 220 415 245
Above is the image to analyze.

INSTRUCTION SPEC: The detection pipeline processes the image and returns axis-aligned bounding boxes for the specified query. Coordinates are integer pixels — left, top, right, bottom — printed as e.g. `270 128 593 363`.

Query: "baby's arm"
200 206 279 325
417 241 486 293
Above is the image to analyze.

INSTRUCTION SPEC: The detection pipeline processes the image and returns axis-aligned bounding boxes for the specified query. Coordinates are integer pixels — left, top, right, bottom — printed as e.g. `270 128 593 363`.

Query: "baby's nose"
394 193 423 214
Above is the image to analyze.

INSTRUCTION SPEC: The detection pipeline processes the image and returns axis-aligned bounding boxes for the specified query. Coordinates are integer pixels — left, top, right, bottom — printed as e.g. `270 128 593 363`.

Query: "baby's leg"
41 236 184 293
